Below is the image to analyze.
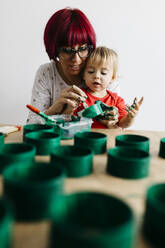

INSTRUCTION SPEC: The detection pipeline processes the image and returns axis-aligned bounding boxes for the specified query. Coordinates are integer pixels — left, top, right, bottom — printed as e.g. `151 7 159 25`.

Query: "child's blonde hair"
85 46 118 80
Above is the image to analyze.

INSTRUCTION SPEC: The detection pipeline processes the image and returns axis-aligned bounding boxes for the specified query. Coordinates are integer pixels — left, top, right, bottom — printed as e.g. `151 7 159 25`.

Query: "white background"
1 0 165 130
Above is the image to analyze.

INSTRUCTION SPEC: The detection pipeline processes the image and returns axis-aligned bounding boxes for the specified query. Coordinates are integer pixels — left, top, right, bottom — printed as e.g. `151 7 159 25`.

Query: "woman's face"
57 44 91 77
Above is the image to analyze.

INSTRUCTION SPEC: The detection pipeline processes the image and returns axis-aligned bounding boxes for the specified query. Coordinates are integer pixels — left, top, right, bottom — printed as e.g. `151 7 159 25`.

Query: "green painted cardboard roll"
51 145 93 177
0 143 36 173
116 134 150 152
24 131 61 155
23 123 54 140
81 101 103 118
0 132 5 146
143 183 165 247
107 146 150 179
74 131 107 154
0 197 14 248
50 192 136 248
159 137 165 158
3 162 66 221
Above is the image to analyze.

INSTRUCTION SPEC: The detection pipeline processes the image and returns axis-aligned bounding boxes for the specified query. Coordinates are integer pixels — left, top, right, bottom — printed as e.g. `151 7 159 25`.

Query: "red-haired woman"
27 8 119 124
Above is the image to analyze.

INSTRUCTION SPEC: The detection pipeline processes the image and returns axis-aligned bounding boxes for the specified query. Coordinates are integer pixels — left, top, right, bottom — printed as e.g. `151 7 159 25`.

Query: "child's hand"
98 106 119 128
127 97 144 118
98 107 119 128
107 106 119 119
100 119 119 129
97 106 119 120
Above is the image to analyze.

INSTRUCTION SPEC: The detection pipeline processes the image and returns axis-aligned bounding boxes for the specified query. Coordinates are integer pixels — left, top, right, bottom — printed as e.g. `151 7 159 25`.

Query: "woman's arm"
27 65 52 124
27 64 87 124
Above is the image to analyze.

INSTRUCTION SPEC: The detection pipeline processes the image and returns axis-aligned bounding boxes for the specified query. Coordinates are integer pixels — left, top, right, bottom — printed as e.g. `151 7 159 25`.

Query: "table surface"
2 127 165 248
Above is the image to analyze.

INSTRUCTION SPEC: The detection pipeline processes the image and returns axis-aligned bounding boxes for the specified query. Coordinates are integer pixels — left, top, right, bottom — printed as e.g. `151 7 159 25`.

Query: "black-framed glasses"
58 45 93 59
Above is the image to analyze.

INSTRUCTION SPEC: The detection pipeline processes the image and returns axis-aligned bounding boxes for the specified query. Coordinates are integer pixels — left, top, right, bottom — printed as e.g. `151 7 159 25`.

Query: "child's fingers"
134 96 144 106
106 120 119 128
110 107 119 115
131 109 137 115
106 115 118 121
128 108 137 118
132 96 144 110
133 97 137 104
100 119 118 128
138 96 144 106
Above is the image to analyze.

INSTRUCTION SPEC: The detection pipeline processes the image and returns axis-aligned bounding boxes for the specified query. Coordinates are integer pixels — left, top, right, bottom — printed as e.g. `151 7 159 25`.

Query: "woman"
27 7 119 124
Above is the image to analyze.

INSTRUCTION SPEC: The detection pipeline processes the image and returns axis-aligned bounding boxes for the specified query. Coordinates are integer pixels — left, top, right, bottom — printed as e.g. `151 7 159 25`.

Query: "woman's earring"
56 57 59 61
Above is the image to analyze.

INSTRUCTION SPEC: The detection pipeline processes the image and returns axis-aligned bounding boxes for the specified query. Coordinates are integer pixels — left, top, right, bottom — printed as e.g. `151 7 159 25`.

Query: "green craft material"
78 100 117 120
23 124 54 140
24 131 61 155
159 137 165 158
50 192 136 248
51 145 93 177
74 131 107 154
0 143 36 173
96 102 116 120
3 162 66 221
0 132 5 146
107 146 150 179
0 197 14 248
99 102 115 111
79 101 103 118
116 134 150 152
143 183 165 247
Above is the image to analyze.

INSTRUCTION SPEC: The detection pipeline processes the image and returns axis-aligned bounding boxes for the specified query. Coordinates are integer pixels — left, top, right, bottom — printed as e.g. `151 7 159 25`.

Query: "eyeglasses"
58 45 93 60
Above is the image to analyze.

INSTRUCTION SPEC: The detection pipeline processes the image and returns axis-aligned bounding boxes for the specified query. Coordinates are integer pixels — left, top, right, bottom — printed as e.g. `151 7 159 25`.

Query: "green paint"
39 112 55 123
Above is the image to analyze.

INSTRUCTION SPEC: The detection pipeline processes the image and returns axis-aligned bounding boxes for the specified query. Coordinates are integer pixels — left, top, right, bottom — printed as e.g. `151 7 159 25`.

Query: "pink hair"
44 8 96 60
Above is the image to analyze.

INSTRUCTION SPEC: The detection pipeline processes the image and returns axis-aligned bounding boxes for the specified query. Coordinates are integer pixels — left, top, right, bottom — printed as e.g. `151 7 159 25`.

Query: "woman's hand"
45 85 87 115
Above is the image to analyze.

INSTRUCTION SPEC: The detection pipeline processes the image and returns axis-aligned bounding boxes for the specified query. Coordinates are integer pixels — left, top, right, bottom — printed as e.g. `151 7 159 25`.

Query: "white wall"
1 0 165 130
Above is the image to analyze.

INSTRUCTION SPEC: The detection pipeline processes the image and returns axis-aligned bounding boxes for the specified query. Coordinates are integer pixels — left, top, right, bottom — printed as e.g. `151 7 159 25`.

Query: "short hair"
85 46 118 80
44 7 96 60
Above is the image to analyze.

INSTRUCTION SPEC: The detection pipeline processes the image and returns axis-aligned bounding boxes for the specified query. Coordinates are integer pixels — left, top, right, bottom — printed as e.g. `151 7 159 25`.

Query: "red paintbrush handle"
26 104 40 114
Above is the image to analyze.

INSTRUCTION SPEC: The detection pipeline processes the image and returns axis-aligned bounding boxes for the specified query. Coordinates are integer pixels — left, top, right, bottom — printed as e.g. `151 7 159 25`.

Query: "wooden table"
2 127 165 248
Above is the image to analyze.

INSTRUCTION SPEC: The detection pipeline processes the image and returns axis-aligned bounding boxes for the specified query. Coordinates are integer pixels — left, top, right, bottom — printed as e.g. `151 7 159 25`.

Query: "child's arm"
118 97 144 128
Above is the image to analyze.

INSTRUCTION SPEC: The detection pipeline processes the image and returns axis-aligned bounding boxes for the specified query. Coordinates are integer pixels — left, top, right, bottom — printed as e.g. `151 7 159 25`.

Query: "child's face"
83 59 114 94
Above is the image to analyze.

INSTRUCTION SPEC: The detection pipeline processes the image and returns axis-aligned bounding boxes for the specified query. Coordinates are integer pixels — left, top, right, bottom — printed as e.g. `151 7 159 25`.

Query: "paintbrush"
26 104 55 123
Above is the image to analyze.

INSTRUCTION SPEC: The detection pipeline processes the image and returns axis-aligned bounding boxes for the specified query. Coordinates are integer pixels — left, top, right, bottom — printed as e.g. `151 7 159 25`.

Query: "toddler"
74 46 143 128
